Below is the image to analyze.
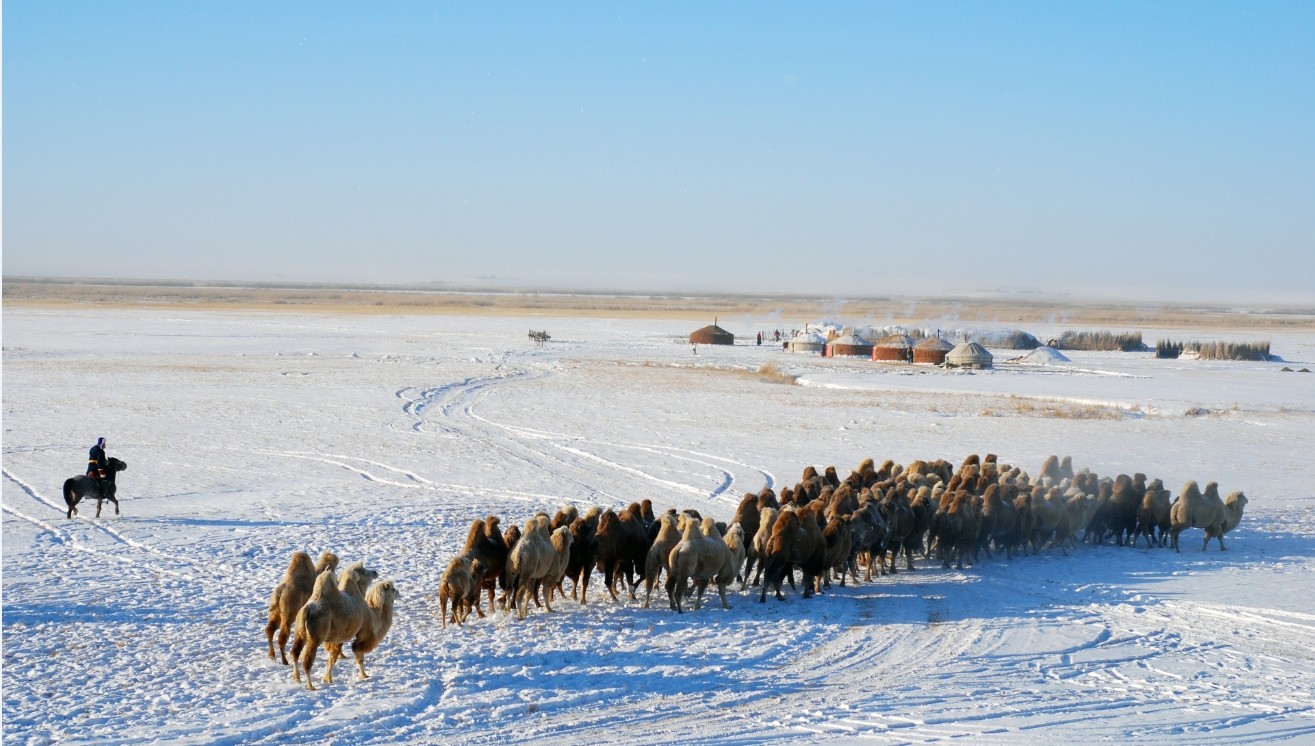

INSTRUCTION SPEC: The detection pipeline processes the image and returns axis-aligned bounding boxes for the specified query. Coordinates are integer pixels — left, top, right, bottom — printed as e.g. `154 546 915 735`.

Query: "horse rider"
87 437 111 496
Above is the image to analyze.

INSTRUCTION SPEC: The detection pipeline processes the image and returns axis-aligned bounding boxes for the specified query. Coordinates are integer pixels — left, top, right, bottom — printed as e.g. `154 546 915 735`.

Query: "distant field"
4 278 1314 330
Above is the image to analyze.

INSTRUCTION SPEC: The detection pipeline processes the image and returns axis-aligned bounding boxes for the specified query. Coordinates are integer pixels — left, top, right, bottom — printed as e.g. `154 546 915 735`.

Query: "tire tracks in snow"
3 467 197 580
396 357 777 510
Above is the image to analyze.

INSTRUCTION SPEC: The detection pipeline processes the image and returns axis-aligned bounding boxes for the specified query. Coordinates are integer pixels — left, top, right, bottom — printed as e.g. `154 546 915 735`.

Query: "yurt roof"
946 340 993 362
875 333 917 349
793 331 827 344
692 324 733 336
915 337 955 351
829 333 872 347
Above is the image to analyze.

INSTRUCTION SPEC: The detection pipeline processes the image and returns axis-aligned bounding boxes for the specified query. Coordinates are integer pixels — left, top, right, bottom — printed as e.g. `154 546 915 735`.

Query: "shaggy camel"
749 506 779 588
932 492 977 569
328 579 399 682
665 515 703 611
265 550 339 665
1029 486 1072 556
439 556 483 628
642 513 683 608
541 525 575 609
667 517 735 612
821 515 853 588
1132 479 1172 548
1170 481 1248 552
506 515 555 619
594 506 649 602
722 521 747 592
982 485 1020 560
458 515 508 618
561 517 598 604
291 561 379 690
758 505 825 601
730 493 762 587
847 499 888 582
878 490 916 574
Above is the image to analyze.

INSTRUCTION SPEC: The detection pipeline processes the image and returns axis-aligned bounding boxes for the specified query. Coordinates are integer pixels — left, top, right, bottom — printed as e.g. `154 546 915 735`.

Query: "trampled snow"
3 308 1314 744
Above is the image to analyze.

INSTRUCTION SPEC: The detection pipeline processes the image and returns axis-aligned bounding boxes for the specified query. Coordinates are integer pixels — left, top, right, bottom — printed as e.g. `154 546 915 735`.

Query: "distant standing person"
756 332 763 346
87 437 111 496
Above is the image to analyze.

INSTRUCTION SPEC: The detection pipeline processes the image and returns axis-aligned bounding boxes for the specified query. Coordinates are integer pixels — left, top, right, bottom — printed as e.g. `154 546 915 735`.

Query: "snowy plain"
3 305 1314 745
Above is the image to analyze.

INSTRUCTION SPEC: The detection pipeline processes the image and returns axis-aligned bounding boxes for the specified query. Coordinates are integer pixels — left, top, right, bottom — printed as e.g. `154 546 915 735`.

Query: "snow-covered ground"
3 307 1314 745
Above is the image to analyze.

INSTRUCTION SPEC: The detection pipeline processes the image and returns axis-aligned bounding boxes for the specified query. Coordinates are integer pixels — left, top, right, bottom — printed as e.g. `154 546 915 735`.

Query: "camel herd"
263 550 399 690
262 453 1249 690
429 454 1250 623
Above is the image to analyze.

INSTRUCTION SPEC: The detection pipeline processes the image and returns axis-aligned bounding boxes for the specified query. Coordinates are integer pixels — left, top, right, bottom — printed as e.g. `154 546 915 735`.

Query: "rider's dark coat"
88 443 108 478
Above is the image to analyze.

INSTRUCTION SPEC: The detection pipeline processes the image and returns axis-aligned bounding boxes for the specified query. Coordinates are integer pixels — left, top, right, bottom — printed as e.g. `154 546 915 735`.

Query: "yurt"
872 333 916 362
689 323 734 346
913 337 954 364
787 330 827 354
826 332 874 358
945 340 994 369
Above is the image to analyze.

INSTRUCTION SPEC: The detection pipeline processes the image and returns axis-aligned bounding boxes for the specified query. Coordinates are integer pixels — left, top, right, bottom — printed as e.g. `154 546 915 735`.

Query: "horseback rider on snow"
87 437 111 497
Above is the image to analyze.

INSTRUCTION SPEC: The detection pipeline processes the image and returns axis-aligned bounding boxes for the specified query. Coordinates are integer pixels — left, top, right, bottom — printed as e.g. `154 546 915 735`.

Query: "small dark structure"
689 321 734 346
827 332 874 358
872 333 916 362
913 337 954 365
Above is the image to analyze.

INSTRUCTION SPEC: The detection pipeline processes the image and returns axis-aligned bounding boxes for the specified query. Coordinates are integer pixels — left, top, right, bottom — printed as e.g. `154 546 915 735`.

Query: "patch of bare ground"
6 279 1314 330
982 396 1127 419
745 363 799 385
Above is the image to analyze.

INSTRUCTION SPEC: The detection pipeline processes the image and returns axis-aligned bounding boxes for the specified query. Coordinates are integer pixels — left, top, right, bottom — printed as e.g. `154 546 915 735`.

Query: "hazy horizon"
5 3 1313 305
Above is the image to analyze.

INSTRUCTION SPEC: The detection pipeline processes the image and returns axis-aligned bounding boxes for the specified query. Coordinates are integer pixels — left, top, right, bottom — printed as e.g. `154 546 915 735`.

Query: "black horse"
63 457 128 519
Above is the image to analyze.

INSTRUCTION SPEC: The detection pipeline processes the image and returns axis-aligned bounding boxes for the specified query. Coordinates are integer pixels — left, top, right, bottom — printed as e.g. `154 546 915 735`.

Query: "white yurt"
945 341 994 369
787 330 827 354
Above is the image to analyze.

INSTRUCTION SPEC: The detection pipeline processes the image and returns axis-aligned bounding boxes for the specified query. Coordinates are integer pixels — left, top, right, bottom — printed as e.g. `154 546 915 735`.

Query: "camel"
730 493 762 587
291 561 379 690
749 506 779 588
439 556 482 628
458 515 508 619
1132 479 1172 548
560 517 598 604
541 525 575 609
330 579 398 682
594 506 649 602
1170 482 1247 551
265 550 339 665
722 521 747 590
642 513 683 608
668 517 735 612
506 515 555 619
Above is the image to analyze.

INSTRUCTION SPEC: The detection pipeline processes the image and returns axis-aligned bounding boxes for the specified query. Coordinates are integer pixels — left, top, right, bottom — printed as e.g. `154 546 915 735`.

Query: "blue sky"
5 2 1313 302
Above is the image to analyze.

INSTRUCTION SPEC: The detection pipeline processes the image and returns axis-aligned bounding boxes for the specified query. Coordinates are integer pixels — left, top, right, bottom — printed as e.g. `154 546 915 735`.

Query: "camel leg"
277 624 293 665
265 620 278 660
297 645 316 690
324 644 341 684
354 650 369 680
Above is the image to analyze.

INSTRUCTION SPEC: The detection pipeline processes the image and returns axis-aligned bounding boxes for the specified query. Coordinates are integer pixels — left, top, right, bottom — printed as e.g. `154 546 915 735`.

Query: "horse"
64 457 128 519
